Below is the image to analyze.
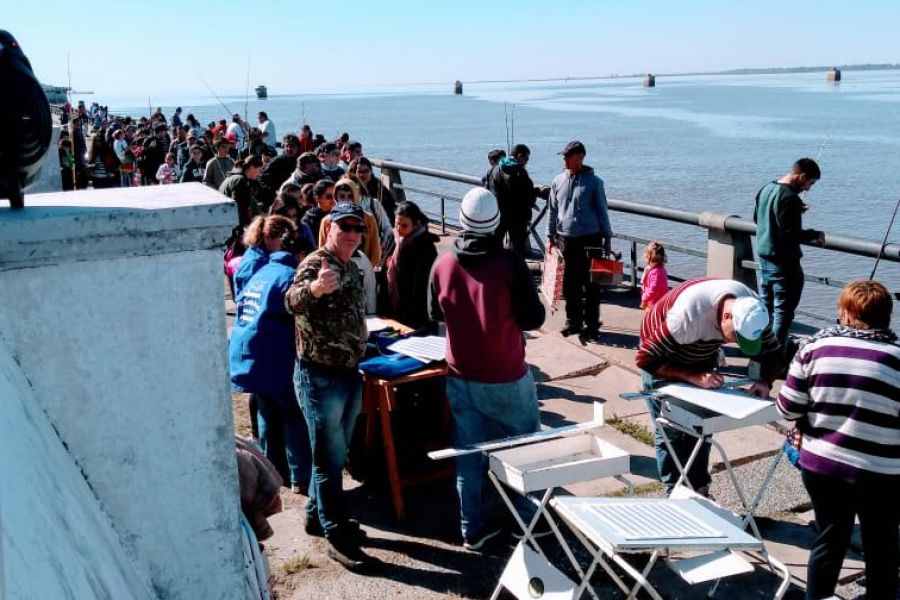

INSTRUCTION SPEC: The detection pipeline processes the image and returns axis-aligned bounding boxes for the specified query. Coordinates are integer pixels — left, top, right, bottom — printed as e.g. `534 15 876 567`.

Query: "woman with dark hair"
776 280 899 600
382 201 439 328
269 187 316 253
301 179 335 246
220 156 264 226
348 156 396 224
87 133 119 189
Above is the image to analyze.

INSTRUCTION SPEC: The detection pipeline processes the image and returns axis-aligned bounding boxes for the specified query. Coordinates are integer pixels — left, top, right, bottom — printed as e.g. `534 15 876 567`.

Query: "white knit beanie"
459 187 500 234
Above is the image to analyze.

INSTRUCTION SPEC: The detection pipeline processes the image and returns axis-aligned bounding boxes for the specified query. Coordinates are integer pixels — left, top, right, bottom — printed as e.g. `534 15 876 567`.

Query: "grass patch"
605 481 665 498
606 413 655 446
280 554 315 575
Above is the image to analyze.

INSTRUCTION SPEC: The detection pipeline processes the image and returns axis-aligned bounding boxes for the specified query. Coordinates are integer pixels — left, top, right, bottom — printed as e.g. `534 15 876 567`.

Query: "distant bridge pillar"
454 80 463 95
643 73 656 87
700 211 757 290
827 68 841 82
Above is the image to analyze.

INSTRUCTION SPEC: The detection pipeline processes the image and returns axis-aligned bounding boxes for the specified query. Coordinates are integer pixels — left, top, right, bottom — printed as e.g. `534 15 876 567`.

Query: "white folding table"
550 496 791 600
621 383 789 596
487 429 633 600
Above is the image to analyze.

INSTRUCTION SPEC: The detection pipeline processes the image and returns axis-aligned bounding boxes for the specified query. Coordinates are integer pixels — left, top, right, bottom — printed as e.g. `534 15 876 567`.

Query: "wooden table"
361 319 454 521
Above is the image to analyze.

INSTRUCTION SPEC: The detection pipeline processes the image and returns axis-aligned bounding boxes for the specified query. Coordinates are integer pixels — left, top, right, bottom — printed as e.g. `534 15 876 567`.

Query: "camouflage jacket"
285 248 367 369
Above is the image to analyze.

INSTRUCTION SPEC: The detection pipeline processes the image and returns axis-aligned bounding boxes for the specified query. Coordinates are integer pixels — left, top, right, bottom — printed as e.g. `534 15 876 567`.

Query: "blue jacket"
233 245 268 298
229 251 298 396
546 165 613 239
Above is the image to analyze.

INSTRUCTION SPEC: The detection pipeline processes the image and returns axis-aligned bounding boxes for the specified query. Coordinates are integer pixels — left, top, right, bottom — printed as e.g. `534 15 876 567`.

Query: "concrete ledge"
0 184 235 270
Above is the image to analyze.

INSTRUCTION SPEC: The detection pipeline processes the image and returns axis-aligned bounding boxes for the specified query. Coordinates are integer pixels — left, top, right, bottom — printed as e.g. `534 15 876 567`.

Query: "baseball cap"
330 202 364 223
558 140 586 156
732 296 769 357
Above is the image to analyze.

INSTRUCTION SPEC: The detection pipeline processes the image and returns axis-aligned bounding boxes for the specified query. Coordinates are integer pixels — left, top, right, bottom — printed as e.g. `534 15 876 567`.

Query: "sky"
4 0 899 102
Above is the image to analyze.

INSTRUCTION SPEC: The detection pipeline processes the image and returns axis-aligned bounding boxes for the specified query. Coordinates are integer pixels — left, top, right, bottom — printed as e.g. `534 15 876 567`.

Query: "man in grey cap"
546 141 613 341
286 201 371 570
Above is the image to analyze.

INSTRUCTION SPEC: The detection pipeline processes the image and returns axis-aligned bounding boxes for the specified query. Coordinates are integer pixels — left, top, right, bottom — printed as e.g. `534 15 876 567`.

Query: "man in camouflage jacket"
285 202 371 570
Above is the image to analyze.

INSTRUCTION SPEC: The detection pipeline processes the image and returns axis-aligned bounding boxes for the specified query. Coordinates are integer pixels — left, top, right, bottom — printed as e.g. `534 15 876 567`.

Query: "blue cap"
330 202 364 222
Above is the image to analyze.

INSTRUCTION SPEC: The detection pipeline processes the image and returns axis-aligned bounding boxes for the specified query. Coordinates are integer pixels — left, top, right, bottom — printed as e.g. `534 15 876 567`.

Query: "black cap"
330 202 364 222
297 152 320 167
558 140 586 156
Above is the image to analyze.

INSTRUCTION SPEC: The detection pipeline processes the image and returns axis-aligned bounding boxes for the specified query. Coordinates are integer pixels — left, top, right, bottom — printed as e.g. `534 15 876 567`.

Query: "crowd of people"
61 103 897 595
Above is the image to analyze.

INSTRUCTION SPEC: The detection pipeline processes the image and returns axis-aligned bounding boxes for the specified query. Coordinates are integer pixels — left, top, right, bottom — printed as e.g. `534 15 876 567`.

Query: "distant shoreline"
461 63 900 85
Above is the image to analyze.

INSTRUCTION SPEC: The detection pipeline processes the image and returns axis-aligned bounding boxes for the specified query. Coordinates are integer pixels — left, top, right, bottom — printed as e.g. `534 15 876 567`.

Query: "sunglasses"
337 221 366 234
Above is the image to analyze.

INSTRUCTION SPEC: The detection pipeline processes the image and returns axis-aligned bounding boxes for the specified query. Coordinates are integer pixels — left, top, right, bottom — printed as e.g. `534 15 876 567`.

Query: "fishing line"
869 196 900 280
199 76 235 117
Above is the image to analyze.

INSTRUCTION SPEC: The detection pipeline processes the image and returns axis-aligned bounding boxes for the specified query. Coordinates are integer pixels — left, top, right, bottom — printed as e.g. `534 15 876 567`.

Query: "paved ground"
227 236 874 599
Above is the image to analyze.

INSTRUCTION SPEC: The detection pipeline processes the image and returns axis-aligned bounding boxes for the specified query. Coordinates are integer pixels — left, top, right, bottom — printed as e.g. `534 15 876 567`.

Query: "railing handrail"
372 158 900 263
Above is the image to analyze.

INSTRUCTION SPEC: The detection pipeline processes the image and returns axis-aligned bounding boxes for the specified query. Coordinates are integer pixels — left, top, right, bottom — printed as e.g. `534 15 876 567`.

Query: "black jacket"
487 158 536 223
382 229 439 329
258 153 297 205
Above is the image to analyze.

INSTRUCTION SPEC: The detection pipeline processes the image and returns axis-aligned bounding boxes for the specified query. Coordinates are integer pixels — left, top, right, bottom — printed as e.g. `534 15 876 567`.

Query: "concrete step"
525 331 607 382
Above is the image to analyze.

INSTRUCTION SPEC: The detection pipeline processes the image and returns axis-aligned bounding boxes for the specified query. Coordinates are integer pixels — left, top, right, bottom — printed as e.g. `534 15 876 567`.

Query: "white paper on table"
657 383 774 420
365 317 392 332
387 335 446 362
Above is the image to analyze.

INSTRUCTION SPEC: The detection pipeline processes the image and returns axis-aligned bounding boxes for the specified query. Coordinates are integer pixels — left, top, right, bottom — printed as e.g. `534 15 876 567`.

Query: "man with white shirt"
226 114 248 151
258 112 277 150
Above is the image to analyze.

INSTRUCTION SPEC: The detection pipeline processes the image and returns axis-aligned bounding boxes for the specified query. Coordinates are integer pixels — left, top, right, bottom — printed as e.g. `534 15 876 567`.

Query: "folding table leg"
566 519 632 597
378 384 405 521
656 417 706 492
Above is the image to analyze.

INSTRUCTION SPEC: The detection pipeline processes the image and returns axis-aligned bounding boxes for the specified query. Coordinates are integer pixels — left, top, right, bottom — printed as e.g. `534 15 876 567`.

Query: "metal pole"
630 241 638 290
440 198 446 234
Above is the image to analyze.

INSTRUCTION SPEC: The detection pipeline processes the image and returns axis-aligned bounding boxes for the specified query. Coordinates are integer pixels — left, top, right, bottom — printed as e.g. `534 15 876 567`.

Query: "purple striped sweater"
776 333 900 483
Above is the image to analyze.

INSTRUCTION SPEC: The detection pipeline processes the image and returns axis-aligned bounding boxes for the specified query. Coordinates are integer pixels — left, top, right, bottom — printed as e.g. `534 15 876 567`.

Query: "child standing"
156 152 180 185
641 241 669 310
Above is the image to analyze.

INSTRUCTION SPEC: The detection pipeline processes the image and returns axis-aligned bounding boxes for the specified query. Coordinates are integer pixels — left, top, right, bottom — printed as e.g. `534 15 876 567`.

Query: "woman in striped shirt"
776 280 899 600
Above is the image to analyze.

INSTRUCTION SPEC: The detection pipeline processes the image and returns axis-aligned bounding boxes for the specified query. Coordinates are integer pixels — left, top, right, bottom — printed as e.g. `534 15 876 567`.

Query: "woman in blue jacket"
229 220 312 493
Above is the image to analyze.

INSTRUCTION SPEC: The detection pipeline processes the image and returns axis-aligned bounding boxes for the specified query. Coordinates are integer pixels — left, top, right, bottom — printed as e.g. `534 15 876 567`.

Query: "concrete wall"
0 337 156 600
0 184 243 598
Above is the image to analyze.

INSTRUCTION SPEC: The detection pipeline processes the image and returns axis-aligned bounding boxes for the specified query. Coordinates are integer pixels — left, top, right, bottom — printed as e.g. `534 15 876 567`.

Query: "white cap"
458 187 500 234
732 296 769 356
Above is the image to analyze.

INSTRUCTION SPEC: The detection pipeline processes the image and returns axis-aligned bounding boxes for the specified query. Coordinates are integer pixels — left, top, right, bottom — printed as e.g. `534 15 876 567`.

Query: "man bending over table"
635 277 781 495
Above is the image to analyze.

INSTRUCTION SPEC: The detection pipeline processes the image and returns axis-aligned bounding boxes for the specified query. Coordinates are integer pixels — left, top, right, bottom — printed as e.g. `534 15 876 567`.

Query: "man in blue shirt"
547 141 613 341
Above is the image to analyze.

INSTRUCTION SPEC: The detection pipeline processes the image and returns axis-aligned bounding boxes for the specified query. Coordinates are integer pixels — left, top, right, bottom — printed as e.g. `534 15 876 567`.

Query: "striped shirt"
776 334 900 482
636 278 779 373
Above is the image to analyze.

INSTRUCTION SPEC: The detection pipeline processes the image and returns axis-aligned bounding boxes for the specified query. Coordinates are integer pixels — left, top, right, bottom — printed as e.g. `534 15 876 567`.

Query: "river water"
116 70 899 325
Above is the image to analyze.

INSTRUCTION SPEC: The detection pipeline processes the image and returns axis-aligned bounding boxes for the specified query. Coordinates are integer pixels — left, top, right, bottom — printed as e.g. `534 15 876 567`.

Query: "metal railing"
372 158 899 324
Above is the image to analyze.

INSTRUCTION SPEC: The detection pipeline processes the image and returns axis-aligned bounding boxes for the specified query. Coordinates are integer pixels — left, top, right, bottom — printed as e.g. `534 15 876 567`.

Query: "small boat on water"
255 85 267 99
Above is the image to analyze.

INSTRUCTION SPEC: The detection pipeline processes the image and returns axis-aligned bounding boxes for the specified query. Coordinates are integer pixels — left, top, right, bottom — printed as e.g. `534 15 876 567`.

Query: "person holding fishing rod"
754 158 826 364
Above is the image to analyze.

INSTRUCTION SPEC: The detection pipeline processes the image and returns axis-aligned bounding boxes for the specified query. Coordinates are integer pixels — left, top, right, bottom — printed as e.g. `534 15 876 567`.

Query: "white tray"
489 432 629 493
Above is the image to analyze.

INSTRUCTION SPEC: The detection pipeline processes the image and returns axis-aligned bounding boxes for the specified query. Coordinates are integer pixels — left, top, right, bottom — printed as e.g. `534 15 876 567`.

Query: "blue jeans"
447 371 540 539
255 383 311 488
294 360 362 536
758 257 804 359
642 371 711 492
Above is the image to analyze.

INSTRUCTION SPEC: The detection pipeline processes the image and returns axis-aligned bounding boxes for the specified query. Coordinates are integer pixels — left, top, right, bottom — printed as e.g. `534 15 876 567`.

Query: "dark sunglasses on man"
337 221 366 234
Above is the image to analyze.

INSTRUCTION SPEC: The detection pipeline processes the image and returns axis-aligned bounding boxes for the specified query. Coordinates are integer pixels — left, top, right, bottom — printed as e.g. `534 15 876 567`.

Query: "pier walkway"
227 232 869 600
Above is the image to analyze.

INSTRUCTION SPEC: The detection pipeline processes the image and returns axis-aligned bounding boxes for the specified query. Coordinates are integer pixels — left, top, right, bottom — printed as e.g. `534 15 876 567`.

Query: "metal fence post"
630 241 638 290
440 198 446 234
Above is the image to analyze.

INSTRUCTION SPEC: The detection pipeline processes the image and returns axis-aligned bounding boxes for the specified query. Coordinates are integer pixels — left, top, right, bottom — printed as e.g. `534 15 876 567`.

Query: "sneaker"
560 323 582 337
325 534 372 571
305 514 364 541
580 329 602 343
462 525 502 551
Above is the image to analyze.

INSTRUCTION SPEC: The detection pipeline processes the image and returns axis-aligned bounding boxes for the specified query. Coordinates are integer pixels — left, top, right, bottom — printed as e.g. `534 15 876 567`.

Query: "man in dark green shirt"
754 158 825 360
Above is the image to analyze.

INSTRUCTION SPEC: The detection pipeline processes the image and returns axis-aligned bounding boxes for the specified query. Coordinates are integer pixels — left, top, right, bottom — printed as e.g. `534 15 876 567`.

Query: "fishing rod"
869 196 900 281
199 76 235 118
244 55 251 130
